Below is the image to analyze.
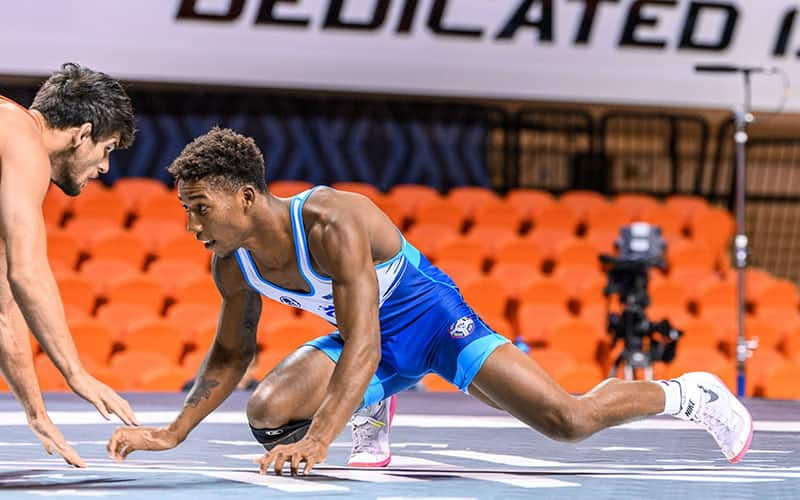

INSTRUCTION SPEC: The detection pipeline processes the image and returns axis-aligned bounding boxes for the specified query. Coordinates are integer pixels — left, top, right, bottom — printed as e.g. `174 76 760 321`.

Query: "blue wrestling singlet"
234 187 509 408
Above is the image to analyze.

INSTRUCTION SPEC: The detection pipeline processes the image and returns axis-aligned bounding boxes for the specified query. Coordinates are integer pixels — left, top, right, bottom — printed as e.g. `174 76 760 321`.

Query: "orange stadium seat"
181 350 206 373
762 364 800 400
547 318 605 363
136 191 186 222
744 318 783 351
532 204 579 233
650 281 689 309
130 218 186 252
460 276 510 319
435 238 487 270
552 264 606 299
372 197 405 228
69 318 116 366
696 280 737 315
480 314 514 340
754 307 800 343
755 280 800 312
70 188 129 226
156 233 211 269
385 184 440 223
105 274 166 313
529 348 578 379
688 207 734 253
109 351 175 390
62 217 122 250
124 319 187 362
559 190 609 223
667 240 717 271
435 259 482 287
415 198 470 230
517 305 571 345
146 258 210 295
259 316 333 351
405 223 460 261
34 353 69 391
554 238 601 269
471 201 525 234
746 348 788 397
172 276 222 308
330 182 383 202
677 318 722 350
505 188 556 221
464 225 519 260
493 238 543 269
613 193 659 219
95 303 159 341
112 177 169 210
191 319 224 352
447 186 501 218
518 276 571 306
47 230 82 270
56 273 98 315
138 366 193 392
556 364 606 394
744 268 779 307
664 195 709 226
268 180 314 197
585 204 632 234
43 185 72 226
79 258 141 293
88 231 149 269
489 262 541 299
583 228 620 255
666 347 730 380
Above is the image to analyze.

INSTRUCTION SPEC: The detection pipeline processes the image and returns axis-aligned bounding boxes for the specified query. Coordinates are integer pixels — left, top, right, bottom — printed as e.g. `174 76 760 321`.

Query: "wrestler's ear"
240 185 256 211
71 123 93 148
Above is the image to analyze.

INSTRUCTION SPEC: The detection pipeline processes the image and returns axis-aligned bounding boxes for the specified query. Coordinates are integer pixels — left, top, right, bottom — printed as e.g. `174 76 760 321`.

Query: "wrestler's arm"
108 254 260 459
0 124 83 378
303 211 382 447
168 254 261 441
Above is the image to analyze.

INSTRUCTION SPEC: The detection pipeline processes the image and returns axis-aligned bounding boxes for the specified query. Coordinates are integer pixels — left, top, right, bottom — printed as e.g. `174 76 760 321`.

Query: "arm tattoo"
242 292 261 344
186 376 220 408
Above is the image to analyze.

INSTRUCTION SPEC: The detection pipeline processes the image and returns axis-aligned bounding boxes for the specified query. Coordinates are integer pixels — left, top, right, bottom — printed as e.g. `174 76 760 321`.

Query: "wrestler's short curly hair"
167 127 267 192
31 62 135 148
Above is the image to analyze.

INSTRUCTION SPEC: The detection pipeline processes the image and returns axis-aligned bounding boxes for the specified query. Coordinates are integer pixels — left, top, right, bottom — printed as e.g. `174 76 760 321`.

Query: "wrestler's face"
178 178 252 258
51 124 119 196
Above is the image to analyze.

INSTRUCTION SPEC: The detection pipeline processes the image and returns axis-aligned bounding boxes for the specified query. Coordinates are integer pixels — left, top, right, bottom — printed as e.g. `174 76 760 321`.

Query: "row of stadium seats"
7 180 799 399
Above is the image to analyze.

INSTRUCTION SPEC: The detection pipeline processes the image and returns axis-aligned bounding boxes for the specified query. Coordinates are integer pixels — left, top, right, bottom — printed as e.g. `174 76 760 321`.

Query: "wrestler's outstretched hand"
67 371 139 426
254 435 328 476
29 415 86 468
107 427 180 461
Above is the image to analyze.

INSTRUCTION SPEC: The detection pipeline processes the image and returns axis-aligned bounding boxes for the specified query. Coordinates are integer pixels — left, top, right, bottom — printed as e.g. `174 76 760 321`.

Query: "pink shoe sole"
711 375 754 464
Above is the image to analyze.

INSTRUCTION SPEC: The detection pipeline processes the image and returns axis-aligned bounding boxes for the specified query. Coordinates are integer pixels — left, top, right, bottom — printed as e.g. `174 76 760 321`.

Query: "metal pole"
734 70 753 398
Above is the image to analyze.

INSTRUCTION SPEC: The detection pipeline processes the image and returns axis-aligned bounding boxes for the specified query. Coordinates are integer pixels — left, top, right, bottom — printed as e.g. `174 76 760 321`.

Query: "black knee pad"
250 419 312 451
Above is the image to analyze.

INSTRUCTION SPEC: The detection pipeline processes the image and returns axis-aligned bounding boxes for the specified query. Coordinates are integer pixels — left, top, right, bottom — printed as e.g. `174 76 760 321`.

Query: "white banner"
1 0 799 111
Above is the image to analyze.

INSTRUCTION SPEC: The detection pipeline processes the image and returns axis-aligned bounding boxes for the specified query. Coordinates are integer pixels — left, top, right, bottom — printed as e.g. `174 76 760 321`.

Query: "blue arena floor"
0 391 797 499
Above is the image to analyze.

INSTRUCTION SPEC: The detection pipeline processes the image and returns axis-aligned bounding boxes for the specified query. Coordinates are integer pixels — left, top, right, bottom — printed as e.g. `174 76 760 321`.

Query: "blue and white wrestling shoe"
348 395 396 467
670 372 754 463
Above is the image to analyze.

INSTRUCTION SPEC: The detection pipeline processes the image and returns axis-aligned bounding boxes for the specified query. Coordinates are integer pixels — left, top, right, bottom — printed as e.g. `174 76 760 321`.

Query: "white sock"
654 380 682 416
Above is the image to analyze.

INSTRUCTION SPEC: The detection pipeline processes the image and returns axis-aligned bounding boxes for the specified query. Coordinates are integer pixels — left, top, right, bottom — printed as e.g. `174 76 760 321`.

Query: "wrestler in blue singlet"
234 187 509 408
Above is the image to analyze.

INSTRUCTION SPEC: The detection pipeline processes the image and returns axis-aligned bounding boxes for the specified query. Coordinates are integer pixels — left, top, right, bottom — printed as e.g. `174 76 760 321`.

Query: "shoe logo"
279 296 302 308
685 400 695 417
449 317 475 338
699 385 719 402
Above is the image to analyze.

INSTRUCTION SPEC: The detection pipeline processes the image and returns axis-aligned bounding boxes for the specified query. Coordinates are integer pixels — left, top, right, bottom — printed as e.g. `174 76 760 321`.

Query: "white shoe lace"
693 397 735 452
351 416 385 455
